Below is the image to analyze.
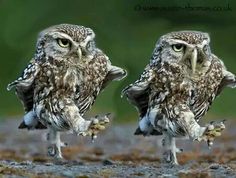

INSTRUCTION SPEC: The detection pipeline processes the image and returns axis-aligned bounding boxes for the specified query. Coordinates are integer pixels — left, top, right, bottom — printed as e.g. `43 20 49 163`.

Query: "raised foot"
200 120 226 148
79 113 110 141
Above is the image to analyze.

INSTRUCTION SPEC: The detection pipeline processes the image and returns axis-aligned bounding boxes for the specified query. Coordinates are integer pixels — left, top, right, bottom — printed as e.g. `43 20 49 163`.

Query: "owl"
7 24 126 159
122 31 236 165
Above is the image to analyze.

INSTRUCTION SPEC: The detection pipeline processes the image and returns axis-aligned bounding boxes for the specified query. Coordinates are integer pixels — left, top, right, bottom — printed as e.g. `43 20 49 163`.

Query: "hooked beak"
191 48 197 74
77 47 82 61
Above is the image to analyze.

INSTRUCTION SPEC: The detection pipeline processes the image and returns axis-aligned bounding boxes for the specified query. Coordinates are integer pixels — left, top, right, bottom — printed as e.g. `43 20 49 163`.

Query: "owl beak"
191 48 197 74
77 47 82 60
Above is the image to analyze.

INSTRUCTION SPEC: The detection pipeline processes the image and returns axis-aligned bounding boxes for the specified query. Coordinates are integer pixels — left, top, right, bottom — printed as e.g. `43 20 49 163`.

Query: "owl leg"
63 103 110 139
178 111 225 147
47 128 64 159
178 111 205 140
162 134 179 165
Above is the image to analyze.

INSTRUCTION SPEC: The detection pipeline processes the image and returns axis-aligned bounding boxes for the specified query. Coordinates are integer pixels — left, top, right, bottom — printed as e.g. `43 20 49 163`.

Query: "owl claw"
79 113 110 141
201 120 226 148
48 144 63 159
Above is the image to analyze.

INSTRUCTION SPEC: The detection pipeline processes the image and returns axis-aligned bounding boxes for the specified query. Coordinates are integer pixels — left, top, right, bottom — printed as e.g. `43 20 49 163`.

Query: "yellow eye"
172 44 184 52
57 39 70 48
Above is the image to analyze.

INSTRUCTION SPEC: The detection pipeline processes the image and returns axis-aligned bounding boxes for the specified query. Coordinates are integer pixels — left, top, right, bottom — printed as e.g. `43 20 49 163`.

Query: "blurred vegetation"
0 0 236 122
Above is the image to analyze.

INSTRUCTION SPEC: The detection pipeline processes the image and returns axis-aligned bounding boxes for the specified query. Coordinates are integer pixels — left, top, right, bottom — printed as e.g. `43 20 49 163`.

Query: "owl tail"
18 121 47 130
18 111 47 130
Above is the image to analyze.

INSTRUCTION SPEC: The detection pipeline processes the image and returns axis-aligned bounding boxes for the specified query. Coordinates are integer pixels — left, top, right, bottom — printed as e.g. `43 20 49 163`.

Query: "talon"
220 123 225 130
104 118 109 123
175 148 183 153
105 113 112 118
96 125 105 130
207 124 214 131
79 132 87 136
48 146 55 156
61 142 68 147
208 140 213 147
210 121 215 125
92 134 97 142
88 131 93 136
93 119 99 124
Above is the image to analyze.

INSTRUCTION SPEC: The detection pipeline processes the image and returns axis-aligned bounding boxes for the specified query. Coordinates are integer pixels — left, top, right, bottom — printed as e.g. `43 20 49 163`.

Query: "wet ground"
0 118 235 177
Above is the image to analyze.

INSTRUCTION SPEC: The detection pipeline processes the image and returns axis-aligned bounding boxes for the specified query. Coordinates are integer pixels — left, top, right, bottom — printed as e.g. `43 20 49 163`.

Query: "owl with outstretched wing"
8 24 126 158
123 31 236 164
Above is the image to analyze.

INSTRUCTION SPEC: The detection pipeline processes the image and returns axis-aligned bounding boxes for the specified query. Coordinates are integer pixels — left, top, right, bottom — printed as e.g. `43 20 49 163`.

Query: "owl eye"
86 40 95 52
203 45 210 53
57 38 71 48
172 44 184 52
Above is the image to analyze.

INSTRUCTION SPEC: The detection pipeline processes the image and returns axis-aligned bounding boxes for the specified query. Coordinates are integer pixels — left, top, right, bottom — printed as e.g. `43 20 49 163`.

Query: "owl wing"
217 70 236 96
212 56 236 95
7 60 40 112
122 66 163 135
8 60 46 129
101 64 127 90
122 65 154 118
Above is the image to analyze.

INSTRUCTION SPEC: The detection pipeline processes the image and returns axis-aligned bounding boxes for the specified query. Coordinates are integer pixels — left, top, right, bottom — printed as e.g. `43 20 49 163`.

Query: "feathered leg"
179 111 225 147
47 128 65 159
62 100 110 139
162 134 180 165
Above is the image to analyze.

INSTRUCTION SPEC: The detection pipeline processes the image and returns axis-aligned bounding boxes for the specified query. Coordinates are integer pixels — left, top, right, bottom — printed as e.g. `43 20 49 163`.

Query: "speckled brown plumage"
123 31 236 164
8 24 126 158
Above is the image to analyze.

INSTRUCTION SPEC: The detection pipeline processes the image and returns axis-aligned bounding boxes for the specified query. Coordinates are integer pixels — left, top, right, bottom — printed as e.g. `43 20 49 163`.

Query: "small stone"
62 171 75 177
19 161 32 165
45 162 53 166
102 159 114 166
209 163 220 169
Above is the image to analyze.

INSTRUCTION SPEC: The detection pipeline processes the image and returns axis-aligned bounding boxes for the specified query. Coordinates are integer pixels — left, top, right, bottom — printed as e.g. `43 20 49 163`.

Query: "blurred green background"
0 0 236 122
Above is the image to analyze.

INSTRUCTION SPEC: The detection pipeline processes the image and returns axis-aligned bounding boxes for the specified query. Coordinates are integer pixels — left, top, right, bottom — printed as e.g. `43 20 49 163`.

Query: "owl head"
151 31 212 77
35 24 97 64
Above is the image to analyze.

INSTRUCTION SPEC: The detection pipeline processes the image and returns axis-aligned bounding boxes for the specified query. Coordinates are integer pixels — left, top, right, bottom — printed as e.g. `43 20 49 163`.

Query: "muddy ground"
0 118 235 178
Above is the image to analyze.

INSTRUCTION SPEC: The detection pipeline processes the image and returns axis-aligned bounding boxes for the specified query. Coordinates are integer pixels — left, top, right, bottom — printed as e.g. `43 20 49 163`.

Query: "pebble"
102 159 114 166
209 163 220 170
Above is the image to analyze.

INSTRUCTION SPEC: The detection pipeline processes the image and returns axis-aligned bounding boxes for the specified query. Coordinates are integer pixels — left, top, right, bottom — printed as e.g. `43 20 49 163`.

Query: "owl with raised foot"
122 31 235 165
8 24 126 159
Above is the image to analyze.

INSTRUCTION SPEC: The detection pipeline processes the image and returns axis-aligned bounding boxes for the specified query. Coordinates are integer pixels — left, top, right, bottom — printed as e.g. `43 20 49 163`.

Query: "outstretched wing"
122 65 154 118
7 61 40 112
122 66 162 135
211 56 236 95
101 64 127 90
217 69 236 96
8 60 46 129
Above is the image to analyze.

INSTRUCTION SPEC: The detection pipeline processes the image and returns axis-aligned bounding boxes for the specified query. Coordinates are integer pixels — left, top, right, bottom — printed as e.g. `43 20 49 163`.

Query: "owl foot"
48 144 63 159
47 129 64 159
162 135 180 165
79 113 110 141
163 150 178 165
199 120 226 148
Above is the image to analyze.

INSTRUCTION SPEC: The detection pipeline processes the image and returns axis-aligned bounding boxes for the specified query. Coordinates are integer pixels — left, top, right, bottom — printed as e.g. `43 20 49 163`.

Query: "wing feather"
217 70 236 96
122 65 154 117
8 61 40 112
101 65 127 90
